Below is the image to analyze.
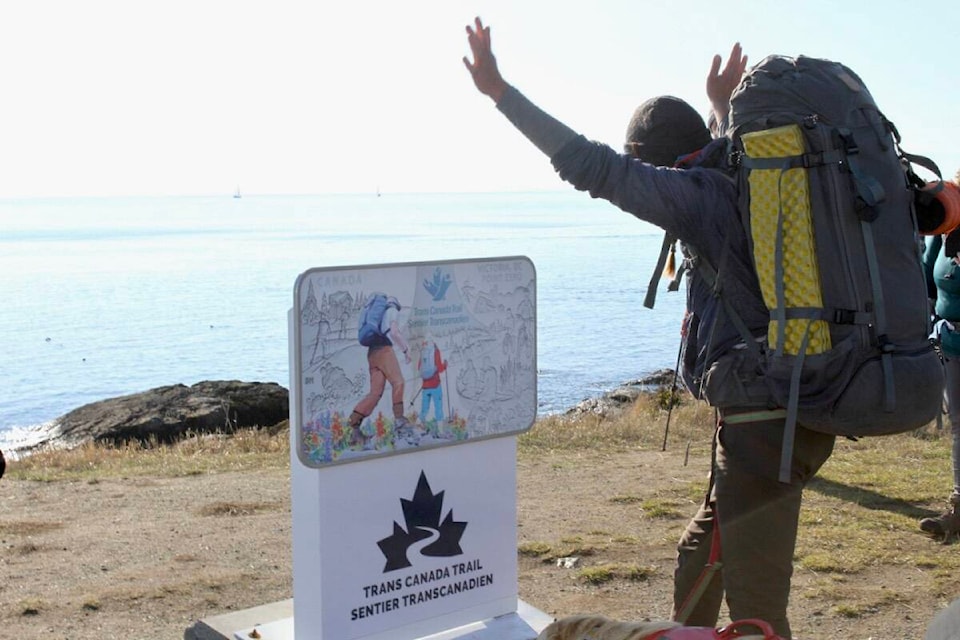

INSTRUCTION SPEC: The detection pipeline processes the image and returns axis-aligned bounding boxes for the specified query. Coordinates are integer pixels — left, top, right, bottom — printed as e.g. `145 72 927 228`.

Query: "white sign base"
292 432 530 640
229 600 553 640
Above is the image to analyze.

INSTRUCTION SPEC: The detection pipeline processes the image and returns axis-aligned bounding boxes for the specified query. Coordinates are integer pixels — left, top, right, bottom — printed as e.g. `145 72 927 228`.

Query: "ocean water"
0 191 685 450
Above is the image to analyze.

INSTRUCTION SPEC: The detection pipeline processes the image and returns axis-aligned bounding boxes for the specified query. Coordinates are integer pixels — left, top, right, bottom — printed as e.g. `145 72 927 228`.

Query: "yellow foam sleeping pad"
742 124 831 356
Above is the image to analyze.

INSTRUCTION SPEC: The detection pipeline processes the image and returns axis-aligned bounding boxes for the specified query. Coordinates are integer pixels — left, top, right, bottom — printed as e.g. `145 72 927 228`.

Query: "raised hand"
706 42 748 123
463 16 508 103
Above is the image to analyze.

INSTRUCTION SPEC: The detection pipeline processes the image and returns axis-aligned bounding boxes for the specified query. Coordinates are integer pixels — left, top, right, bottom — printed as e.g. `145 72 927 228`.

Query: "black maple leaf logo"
377 471 467 572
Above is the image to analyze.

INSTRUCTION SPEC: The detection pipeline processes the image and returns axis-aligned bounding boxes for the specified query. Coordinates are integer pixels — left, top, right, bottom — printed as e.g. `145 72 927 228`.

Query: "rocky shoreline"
6 380 289 457
5 370 679 457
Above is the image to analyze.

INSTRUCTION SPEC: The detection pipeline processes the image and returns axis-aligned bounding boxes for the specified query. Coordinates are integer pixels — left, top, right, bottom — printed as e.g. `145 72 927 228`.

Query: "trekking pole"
661 339 683 451
408 383 423 408
443 367 452 421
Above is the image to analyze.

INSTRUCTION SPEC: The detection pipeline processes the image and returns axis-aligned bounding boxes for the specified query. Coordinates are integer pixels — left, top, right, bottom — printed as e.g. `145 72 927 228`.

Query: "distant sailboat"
233 186 242 199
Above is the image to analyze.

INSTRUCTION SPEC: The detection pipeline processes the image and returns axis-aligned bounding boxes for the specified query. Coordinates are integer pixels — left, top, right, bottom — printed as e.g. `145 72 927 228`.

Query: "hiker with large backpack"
464 17 942 637
347 292 413 448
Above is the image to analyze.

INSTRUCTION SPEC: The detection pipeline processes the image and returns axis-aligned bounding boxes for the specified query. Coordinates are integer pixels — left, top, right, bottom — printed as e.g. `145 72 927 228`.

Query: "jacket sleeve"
550 138 722 240
496 85 731 244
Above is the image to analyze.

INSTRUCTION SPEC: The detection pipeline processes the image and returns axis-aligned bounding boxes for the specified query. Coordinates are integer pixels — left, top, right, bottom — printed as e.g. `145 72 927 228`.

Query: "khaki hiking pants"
352 345 405 420
673 410 835 639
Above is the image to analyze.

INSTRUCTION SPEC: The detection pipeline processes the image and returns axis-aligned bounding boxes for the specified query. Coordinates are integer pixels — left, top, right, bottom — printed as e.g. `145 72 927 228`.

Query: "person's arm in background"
706 42 748 135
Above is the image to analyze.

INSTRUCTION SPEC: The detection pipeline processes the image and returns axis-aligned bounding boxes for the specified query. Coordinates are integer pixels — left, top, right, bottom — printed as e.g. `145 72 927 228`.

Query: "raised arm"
706 42 748 128
462 16 508 103
460 17 736 248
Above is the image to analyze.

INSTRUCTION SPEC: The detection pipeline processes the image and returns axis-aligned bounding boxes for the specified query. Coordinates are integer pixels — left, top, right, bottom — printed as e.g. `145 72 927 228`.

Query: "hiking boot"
394 417 422 446
920 495 960 538
348 426 370 449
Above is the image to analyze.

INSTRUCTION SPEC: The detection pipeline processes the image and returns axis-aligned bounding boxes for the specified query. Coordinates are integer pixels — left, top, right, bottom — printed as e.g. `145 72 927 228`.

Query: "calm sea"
0 191 686 450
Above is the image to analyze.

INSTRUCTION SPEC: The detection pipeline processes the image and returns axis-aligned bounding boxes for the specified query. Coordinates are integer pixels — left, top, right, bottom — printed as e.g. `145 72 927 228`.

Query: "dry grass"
4 392 713 481
6 395 949 529
578 563 658 585
196 501 282 517
2 389 958 638
0 520 64 536
8 426 289 481
518 391 716 456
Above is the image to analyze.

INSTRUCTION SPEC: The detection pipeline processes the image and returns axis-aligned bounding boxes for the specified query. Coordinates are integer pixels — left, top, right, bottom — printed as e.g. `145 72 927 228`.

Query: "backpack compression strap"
841 131 896 414
644 233 677 309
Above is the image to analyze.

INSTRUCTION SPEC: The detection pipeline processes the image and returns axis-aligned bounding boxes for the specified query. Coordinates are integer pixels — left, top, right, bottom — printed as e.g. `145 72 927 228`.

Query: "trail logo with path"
377 471 467 572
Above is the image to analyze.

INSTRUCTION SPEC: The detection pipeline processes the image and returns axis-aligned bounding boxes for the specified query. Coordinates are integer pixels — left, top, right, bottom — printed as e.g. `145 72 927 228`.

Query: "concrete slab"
925 598 960 640
185 599 553 640
184 600 293 640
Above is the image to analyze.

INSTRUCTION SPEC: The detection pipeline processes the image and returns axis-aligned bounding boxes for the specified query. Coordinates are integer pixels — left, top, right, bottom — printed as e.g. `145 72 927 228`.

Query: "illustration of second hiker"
417 339 448 432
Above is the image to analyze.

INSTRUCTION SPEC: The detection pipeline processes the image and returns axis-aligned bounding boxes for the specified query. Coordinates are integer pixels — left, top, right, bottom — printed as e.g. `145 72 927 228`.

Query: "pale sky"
0 0 957 198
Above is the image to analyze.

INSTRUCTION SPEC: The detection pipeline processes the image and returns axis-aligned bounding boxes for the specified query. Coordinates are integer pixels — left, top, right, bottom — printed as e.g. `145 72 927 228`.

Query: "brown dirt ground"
0 446 955 639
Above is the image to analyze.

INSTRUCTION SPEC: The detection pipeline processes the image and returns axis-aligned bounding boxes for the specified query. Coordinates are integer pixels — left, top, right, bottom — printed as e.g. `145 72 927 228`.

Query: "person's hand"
707 42 748 124
463 16 508 103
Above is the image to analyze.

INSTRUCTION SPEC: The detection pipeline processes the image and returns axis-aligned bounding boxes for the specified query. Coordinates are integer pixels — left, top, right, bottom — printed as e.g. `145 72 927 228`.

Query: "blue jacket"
924 235 960 322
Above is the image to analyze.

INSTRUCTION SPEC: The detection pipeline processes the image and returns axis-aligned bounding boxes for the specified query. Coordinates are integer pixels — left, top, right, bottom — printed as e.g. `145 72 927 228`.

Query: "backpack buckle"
833 308 857 324
727 149 742 168
877 334 895 353
837 128 859 155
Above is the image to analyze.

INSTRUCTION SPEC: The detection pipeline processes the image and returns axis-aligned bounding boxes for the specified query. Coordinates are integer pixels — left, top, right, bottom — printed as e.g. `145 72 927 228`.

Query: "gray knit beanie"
624 96 711 167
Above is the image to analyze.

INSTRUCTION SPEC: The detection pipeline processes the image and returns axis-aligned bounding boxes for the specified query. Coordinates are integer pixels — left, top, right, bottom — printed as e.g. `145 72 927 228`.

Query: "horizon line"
0 188 572 202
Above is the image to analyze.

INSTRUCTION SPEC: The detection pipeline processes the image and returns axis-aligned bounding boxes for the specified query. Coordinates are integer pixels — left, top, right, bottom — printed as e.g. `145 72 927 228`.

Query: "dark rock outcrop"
49 380 289 449
564 368 683 418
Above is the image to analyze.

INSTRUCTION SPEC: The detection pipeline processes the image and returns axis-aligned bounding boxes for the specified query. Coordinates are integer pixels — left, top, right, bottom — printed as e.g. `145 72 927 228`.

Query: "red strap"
674 511 723 623
639 618 783 640
717 618 782 639
706 512 722 564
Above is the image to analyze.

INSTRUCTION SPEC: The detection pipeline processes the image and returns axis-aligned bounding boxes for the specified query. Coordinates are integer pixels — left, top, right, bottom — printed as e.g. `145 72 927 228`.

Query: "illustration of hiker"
347 292 411 448
417 339 448 430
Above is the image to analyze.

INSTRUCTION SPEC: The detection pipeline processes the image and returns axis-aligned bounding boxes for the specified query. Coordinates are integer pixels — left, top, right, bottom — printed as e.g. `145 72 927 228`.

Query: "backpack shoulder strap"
692 240 761 361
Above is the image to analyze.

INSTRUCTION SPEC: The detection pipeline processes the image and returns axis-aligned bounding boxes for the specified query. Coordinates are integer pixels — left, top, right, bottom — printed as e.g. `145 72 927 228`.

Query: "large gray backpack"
722 55 943 480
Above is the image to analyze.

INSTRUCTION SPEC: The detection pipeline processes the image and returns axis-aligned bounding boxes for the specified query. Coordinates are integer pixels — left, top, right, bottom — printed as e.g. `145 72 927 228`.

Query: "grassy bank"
10 393 956 527
8 392 953 521
6 390 713 481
